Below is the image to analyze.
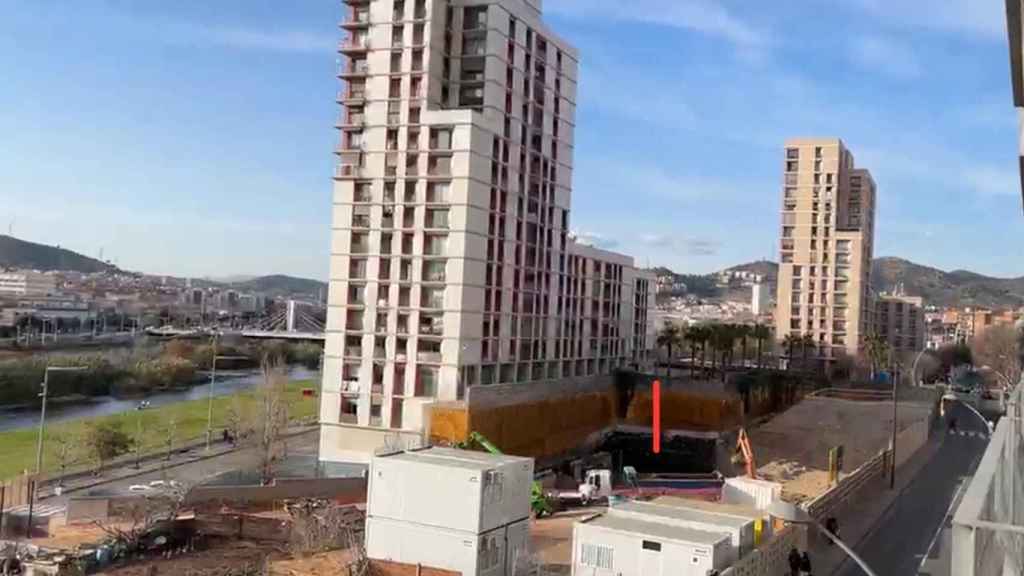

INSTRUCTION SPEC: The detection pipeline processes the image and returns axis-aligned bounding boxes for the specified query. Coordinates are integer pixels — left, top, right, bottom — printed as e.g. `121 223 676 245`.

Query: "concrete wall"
721 525 804 576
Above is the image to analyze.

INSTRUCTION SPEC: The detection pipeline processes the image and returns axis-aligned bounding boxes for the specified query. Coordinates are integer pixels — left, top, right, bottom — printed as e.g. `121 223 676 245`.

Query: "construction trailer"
572 513 732 576
651 495 773 541
607 500 756 563
365 447 534 576
366 516 530 576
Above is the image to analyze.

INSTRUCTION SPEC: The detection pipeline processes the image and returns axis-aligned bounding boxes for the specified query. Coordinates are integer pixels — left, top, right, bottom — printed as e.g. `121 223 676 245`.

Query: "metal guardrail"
952 379 1024 575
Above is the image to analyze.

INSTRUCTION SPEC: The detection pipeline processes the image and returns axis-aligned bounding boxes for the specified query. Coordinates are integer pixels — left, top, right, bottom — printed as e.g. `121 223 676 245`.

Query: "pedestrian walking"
788 547 801 576
825 516 840 545
800 551 812 575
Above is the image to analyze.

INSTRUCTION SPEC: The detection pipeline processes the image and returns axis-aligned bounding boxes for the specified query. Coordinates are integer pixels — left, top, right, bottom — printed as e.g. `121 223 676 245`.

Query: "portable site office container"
367 447 533 533
721 476 782 511
572 514 732 576
608 500 755 562
366 516 531 576
652 495 773 541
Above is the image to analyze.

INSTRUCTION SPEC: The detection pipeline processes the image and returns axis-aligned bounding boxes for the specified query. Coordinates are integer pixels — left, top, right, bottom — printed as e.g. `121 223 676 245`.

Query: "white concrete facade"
321 0 655 462
0 270 56 297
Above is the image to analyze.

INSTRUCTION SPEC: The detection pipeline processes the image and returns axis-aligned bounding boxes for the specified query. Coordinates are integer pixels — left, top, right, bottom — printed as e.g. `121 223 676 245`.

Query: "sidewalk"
37 424 318 501
811 435 944 576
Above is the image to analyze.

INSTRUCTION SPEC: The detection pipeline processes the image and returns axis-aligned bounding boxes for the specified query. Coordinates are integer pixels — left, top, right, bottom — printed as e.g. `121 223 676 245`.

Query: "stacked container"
365 447 534 576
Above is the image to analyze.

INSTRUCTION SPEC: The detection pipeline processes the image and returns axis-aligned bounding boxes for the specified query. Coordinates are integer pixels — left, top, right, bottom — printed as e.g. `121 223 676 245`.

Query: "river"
0 366 320 432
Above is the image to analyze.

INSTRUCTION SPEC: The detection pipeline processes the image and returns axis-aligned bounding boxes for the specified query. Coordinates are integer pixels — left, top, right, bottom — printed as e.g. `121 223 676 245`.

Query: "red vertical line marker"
653 379 662 454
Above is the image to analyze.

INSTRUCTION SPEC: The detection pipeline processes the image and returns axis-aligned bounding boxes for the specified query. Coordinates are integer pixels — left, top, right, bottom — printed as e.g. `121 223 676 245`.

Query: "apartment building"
321 0 655 462
875 293 925 356
775 138 877 359
0 270 57 297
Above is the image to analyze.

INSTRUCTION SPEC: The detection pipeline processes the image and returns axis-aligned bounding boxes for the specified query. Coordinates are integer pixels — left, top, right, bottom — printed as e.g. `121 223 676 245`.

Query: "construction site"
0 369 940 576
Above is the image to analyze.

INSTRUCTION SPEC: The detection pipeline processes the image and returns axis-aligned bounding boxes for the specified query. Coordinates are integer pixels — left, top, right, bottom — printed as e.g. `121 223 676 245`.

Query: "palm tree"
710 324 735 381
689 325 711 378
736 324 752 368
801 334 817 372
752 323 771 368
684 325 701 379
782 333 801 371
865 332 890 381
656 323 683 380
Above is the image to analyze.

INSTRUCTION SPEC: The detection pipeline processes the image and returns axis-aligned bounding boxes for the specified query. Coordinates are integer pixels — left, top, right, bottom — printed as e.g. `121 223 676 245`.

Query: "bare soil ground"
96 541 281 575
531 507 604 567
749 396 934 500
34 522 127 550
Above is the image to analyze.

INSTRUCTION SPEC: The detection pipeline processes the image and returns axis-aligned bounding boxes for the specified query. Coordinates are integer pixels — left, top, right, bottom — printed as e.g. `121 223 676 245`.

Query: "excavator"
731 428 757 478
457 431 554 517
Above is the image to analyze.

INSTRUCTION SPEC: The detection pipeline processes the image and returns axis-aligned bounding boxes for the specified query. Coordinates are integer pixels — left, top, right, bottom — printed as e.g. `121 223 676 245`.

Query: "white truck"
549 469 613 506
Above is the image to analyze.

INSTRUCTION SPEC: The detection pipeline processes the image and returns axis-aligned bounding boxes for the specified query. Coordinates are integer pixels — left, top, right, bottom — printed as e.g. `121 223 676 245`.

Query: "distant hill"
0 234 116 273
723 260 778 283
871 257 1024 309
231 275 327 298
696 258 1024 309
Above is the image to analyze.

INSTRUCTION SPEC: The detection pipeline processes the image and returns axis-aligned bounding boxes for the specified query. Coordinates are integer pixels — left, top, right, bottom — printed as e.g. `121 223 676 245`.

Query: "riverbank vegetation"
0 339 323 407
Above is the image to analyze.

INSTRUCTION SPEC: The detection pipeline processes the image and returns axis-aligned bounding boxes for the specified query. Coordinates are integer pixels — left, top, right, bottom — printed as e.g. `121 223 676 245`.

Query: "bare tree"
94 482 190 556
53 431 80 489
256 361 289 485
971 325 1022 389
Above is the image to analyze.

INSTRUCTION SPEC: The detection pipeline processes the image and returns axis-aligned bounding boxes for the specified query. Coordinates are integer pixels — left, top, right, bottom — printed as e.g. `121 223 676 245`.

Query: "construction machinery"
731 428 756 478
459 431 554 517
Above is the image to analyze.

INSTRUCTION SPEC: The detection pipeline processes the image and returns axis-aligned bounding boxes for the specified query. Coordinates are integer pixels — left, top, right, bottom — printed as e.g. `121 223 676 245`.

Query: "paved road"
835 402 988 576
46 429 320 506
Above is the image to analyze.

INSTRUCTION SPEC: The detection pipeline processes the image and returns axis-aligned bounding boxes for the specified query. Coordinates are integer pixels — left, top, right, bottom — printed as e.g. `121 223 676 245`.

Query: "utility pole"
890 355 899 490
205 334 219 451
35 366 86 475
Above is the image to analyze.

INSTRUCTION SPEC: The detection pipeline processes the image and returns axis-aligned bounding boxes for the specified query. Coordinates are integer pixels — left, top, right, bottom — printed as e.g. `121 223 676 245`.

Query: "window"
642 541 662 552
786 148 799 160
580 543 614 570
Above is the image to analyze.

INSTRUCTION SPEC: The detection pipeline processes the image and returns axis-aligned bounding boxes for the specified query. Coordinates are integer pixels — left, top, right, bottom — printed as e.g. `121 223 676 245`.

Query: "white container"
652 496 773 541
366 516 513 576
608 500 754 562
722 476 782 511
572 513 731 576
368 447 533 533
504 518 532 575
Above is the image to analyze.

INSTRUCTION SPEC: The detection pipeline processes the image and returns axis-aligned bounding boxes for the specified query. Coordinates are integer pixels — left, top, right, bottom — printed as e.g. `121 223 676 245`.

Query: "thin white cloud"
571 230 620 249
546 0 770 54
640 234 721 256
848 35 923 79
844 0 1005 39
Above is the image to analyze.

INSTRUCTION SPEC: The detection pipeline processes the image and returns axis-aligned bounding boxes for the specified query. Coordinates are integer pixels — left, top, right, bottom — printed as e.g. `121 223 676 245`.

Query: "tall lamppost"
36 366 87 475
769 501 879 576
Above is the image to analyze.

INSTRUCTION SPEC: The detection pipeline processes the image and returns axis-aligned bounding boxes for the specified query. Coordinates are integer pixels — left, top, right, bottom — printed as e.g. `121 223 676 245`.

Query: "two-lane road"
836 402 989 576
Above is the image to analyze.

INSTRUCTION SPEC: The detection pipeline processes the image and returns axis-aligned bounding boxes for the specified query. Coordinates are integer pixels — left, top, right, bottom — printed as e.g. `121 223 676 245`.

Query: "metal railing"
952 379 1024 575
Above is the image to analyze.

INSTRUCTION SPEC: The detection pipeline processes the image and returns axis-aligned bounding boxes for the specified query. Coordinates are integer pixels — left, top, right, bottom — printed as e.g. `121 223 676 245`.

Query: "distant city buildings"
751 282 769 316
320 0 656 463
775 138 877 359
874 292 925 356
0 269 57 297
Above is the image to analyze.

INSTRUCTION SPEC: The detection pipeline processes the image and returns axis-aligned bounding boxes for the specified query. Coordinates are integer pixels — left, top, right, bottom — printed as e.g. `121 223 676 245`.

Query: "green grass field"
0 379 320 481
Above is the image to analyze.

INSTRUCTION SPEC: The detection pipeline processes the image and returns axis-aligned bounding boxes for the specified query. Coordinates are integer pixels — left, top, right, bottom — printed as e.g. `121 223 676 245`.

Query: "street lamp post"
134 400 150 468
205 334 219 452
769 501 879 576
36 366 87 475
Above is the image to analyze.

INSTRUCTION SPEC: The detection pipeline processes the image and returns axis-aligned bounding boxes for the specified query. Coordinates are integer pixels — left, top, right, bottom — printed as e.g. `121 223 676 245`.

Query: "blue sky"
1 0 1021 279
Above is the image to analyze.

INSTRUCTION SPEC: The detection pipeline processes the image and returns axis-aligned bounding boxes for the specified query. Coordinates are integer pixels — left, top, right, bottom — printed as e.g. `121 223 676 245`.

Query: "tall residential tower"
321 0 655 463
775 138 876 359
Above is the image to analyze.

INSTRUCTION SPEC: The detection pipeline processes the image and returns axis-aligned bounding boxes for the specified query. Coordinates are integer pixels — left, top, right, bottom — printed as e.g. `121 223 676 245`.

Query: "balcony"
337 113 365 129
417 351 442 363
341 10 370 29
339 61 369 78
351 215 371 228
334 164 366 179
339 37 370 54
337 87 368 104
419 323 444 336
344 347 363 358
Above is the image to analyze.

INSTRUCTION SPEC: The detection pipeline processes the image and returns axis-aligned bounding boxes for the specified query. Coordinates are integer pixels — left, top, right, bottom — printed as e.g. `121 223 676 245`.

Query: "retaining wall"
721 525 805 576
